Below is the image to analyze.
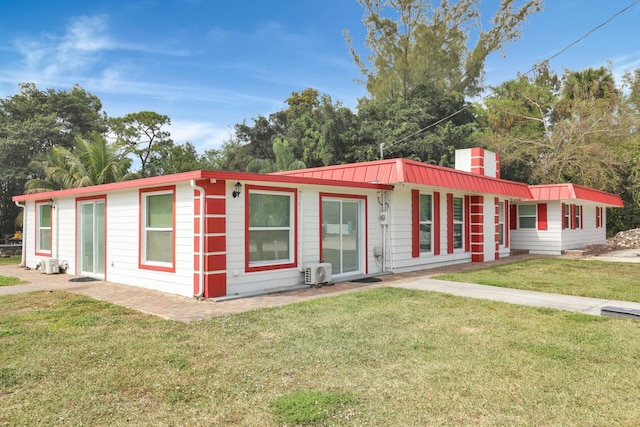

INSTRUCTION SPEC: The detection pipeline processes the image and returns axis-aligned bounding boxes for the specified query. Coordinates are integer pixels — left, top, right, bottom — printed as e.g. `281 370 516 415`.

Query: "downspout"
190 180 206 298
14 201 26 267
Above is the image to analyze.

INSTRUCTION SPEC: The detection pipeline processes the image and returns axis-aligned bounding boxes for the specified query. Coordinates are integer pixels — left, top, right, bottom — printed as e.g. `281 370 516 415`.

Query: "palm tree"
25 132 139 193
557 67 617 119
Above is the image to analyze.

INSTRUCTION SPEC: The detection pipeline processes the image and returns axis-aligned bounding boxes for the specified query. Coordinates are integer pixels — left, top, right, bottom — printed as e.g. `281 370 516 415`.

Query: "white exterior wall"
224 182 385 296
22 183 196 297
560 203 606 250
105 182 195 296
388 186 470 274
511 201 607 255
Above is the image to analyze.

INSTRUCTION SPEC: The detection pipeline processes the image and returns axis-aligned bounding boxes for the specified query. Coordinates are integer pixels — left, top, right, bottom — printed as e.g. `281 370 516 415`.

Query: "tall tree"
345 0 543 101
144 141 207 176
109 111 172 177
25 133 137 193
0 83 106 234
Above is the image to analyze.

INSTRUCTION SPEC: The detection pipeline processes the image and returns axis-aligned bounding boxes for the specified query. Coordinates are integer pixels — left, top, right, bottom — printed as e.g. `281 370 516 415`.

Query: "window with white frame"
453 196 463 249
141 189 175 268
519 205 537 229
498 201 505 245
36 202 52 254
248 189 294 266
574 204 581 228
564 203 570 229
419 194 432 252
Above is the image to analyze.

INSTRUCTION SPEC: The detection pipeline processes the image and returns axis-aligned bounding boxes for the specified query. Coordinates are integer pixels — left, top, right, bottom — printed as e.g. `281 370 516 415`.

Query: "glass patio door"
321 198 362 276
79 200 105 278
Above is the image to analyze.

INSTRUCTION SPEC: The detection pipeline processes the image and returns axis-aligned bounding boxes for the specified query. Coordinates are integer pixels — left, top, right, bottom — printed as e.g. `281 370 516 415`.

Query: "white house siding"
21 184 196 297
510 201 606 255
389 186 470 274
560 203 606 251
104 182 195 297
224 182 385 296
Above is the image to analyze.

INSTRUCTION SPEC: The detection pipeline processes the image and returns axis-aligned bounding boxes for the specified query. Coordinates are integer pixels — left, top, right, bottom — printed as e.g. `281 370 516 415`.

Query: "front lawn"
434 258 640 302
0 256 25 286
2 288 640 426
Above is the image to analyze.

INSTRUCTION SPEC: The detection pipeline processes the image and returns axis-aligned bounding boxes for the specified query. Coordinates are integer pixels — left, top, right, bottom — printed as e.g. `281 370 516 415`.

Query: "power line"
381 0 640 158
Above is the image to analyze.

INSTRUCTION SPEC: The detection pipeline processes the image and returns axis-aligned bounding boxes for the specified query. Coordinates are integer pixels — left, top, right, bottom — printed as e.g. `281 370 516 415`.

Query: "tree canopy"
344 0 543 101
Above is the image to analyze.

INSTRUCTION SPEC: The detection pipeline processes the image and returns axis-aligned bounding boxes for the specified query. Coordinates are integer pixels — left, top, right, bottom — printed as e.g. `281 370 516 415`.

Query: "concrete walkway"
2 252 640 321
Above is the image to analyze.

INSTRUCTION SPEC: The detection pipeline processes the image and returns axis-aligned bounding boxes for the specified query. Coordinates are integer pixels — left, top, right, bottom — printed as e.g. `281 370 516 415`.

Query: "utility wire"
381 0 640 158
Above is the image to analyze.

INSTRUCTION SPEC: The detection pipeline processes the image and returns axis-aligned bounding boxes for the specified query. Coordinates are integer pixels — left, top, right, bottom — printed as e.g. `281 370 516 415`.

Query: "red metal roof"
526 184 623 207
275 158 532 198
12 169 393 202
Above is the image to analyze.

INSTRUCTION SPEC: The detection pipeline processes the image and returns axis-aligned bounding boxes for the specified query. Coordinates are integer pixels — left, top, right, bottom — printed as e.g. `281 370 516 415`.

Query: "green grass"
0 255 21 266
434 258 640 302
2 288 640 426
0 256 26 286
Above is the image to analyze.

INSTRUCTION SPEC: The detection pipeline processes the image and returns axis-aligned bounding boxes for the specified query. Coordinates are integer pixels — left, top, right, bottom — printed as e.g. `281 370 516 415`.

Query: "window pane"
498 224 504 245
40 205 51 227
453 224 463 248
419 194 432 222
146 230 173 263
520 217 536 229
453 197 463 221
147 194 173 228
520 205 536 216
498 202 504 222
40 229 51 251
249 193 290 227
420 223 431 252
249 229 290 262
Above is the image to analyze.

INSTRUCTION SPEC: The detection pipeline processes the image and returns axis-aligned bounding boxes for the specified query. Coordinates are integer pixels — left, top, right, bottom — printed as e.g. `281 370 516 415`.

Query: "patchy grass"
434 258 640 302
0 255 21 266
0 256 26 286
2 288 640 425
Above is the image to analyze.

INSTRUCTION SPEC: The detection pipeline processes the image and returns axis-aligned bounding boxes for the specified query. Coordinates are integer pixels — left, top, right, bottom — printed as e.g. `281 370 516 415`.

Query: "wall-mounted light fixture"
232 181 242 198
48 199 55 208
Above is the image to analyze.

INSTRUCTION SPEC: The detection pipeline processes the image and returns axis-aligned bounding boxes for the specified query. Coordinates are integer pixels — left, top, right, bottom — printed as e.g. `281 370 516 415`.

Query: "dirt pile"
607 228 640 249
565 229 640 257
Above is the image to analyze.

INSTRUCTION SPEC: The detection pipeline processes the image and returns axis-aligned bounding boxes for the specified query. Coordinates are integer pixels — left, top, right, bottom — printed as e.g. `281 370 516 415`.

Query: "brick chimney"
454 147 500 179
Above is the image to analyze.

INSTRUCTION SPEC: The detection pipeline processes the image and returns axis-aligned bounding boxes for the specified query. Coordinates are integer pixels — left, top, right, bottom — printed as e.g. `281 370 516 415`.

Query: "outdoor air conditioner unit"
305 263 332 285
40 258 60 275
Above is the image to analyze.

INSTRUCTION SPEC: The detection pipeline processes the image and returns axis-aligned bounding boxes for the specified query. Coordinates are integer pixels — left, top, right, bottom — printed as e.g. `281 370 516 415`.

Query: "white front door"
79 200 105 278
321 198 364 277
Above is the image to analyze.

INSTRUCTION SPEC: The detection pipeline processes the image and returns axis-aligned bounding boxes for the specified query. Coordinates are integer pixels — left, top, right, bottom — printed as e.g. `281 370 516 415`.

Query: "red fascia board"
527 184 623 207
13 170 393 202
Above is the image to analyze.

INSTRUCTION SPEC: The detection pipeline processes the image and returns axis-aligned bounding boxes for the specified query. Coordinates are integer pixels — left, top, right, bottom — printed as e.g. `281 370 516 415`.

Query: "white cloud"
169 120 234 151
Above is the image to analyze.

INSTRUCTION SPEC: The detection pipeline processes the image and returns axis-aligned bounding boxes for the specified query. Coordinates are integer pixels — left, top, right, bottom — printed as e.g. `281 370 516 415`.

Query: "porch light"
232 181 242 198
48 199 55 208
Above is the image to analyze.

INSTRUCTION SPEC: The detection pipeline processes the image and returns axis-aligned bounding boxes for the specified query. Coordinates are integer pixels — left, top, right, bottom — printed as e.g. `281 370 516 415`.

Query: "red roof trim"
527 184 623 207
13 170 393 202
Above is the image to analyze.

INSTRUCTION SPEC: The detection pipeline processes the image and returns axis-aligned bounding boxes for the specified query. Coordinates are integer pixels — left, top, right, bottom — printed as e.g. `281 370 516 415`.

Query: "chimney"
454 147 500 178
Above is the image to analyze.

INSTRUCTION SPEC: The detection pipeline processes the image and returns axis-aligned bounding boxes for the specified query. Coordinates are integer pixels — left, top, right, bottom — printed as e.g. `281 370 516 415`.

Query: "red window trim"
245 185 298 273
433 192 441 255
509 204 517 230
447 193 454 254
318 192 368 274
464 195 471 253
139 185 176 273
504 200 510 247
34 199 53 257
411 190 420 258
537 203 548 231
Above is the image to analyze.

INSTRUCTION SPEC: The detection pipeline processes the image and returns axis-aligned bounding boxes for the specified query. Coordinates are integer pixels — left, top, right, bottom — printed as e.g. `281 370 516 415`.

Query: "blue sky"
1 0 639 153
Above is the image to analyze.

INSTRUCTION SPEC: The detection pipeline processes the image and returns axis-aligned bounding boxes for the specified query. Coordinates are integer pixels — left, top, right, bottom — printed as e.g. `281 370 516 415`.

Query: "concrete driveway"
586 248 640 263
